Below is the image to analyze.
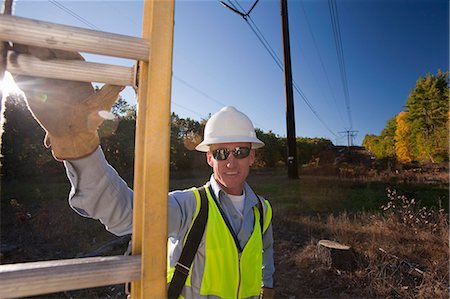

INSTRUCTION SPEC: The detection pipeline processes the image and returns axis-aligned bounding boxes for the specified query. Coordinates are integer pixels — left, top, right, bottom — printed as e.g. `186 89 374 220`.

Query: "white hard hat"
195 106 265 152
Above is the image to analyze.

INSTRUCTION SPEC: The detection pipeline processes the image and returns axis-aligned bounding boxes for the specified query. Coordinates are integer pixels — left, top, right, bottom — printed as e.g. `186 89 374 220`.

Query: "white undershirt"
227 191 245 216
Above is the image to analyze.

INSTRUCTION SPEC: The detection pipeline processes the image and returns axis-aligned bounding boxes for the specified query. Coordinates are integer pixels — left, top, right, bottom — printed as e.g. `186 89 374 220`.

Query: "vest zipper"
237 252 242 299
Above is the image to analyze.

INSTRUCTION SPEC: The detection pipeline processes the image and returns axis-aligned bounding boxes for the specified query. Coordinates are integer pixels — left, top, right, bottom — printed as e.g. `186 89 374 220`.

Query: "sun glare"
1 71 23 97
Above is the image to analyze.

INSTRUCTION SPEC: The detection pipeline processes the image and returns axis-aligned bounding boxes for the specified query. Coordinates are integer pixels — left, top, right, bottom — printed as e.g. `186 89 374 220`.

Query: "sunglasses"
212 147 251 161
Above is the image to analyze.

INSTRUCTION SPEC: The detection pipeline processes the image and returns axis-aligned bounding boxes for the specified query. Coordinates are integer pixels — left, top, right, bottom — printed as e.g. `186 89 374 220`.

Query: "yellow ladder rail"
131 1 175 297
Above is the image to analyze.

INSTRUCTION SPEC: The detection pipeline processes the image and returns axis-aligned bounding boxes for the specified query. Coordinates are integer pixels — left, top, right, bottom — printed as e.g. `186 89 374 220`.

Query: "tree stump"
317 239 356 271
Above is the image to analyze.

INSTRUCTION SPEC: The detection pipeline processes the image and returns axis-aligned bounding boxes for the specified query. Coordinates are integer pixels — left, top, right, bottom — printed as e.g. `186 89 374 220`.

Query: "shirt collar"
208 174 259 209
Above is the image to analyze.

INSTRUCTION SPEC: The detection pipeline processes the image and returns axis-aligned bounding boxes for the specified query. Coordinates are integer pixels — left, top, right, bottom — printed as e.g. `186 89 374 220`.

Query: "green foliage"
379 116 397 158
363 117 397 160
404 71 449 163
364 70 449 164
296 137 333 165
255 129 285 167
362 134 381 158
253 131 333 168
170 113 204 171
1 95 60 179
112 96 136 120
101 118 136 182
1 96 336 178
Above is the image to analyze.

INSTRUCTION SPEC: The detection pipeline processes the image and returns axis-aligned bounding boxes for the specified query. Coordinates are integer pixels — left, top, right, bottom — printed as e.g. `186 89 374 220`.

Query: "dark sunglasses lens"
234 147 250 159
213 147 251 160
213 148 229 160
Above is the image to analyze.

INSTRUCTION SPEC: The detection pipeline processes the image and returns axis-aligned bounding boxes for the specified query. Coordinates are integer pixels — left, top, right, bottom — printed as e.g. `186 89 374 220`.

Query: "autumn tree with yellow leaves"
363 70 448 164
395 111 413 163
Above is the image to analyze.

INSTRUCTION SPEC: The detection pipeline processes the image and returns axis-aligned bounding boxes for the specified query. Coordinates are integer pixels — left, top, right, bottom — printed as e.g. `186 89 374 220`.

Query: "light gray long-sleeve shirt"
63 147 274 292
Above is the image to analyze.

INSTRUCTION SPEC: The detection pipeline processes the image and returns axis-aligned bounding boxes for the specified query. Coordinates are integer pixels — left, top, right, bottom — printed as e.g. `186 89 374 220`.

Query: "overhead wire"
173 75 268 131
173 75 228 108
47 0 271 130
48 0 100 30
171 102 208 119
225 0 338 137
328 0 353 130
299 0 346 128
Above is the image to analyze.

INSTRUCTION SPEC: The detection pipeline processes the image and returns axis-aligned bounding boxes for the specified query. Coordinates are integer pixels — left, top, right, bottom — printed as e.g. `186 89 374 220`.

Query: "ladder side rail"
131 0 175 298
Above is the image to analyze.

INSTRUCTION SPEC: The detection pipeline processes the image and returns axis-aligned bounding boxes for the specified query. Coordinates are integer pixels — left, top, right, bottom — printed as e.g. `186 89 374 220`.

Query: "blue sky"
12 0 449 146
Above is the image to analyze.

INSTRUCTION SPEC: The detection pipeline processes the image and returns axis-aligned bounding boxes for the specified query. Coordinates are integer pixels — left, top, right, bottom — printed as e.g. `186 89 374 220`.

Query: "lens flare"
1 71 23 98
98 110 119 138
1 71 25 149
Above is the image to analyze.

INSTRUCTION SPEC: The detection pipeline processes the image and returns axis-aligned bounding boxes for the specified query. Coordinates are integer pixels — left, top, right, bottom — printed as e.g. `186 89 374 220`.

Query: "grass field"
1 169 448 298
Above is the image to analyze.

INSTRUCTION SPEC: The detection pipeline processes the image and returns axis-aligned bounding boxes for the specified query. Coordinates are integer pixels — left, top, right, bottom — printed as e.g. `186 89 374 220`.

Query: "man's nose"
226 153 236 167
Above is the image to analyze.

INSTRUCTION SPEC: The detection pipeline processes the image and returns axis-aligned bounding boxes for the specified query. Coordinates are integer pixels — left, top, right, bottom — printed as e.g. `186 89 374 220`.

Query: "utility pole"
281 0 298 179
339 129 358 149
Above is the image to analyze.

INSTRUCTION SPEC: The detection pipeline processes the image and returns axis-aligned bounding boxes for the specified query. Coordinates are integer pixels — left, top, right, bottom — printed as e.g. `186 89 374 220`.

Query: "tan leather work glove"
9 44 124 161
260 287 275 299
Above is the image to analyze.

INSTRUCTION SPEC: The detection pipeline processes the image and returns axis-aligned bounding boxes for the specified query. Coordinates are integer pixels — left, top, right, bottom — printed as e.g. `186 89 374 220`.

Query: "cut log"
317 239 356 271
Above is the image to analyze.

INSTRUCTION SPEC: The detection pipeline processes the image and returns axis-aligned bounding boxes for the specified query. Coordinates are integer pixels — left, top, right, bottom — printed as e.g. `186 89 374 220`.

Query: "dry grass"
2 176 448 298
273 189 449 298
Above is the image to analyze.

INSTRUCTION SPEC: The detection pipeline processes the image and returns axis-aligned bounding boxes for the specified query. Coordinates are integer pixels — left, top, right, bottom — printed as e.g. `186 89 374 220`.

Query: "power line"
173 75 227 108
223 0 338 138
47 1 266 130
299 0 345 128
48 0 308 135
328 0 353 129
171 101 208 119
173 74 268 131
48 0 100 30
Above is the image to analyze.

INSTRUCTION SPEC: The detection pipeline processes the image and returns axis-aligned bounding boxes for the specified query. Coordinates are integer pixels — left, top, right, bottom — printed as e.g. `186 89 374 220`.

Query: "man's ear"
206 152 214 168
249 149 256 166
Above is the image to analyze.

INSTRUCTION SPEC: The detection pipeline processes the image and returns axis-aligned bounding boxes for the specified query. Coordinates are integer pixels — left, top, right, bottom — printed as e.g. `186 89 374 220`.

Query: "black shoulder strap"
168 186 209 299
256 194 264 233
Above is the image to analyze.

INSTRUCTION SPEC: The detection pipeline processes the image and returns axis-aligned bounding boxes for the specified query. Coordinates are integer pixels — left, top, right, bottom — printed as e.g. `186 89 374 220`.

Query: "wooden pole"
131 0 175 298
0 256 141 299
280 0 298 179
0 15 149 61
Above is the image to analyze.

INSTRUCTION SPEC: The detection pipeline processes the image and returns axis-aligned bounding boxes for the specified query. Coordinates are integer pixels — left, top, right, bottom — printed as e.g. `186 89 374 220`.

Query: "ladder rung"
7 51 135 86
0 255 141 299
0 15 149 61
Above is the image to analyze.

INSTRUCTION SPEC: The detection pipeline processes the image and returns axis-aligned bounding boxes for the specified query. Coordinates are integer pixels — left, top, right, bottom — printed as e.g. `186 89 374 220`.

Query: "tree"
296 137 333 165
255 129 284 168
112 96 136 120
395 111 412 164
365 71 448 164
379 116 397 158
362 134 382 158
363 116 397 160
170 113 204 171
1 95 59 179
405 71 449 162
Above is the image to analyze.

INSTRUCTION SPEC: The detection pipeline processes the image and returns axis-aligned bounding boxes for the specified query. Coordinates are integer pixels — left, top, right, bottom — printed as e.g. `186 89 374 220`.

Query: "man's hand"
260 287 275 299
10 45 124 161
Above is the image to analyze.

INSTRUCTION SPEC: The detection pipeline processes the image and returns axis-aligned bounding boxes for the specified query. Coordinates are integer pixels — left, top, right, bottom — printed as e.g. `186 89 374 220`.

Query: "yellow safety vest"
167 186 272 298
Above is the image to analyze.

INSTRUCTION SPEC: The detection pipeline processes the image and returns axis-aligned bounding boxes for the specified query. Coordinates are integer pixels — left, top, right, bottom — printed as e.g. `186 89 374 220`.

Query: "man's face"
207 142 255 196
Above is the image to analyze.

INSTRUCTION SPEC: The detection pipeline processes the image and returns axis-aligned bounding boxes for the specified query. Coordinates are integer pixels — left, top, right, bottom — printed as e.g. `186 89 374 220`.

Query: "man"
12 46 275 298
